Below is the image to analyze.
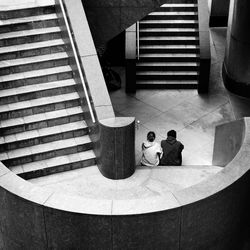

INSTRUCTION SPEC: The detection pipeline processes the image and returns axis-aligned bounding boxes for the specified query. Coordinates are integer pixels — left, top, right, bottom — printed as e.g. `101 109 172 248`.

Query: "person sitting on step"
160 130 184 166
141 131 162 167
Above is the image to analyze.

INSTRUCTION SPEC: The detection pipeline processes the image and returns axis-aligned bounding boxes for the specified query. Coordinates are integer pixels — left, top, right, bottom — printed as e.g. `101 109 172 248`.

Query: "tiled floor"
110 27 250 165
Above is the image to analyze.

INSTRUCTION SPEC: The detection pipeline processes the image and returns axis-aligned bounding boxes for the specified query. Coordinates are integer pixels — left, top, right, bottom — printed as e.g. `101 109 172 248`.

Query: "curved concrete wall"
0 118 250 249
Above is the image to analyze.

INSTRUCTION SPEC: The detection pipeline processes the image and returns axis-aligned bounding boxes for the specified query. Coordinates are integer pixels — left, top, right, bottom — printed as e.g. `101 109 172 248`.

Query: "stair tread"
1 120 87 145
149 12 198 15
140 20 198 24
160 4 197 7
0 92 79 114
140 45 199 49
137 71 199 75
0 39 64 54
140 36 198 40
0 106 83 128
0 13 57 26
0 135 91 161
0 26 60 39
140 53 199 57
10 150 96 174
0 65 72 82
137 80 198 84
137 62 199 66
0 0 55 11
140 28 198 32
0 79 75 98
0 51 68 69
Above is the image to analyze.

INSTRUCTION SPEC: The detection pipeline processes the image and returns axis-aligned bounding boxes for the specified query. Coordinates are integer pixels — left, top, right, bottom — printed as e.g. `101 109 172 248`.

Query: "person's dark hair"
147 131 155 142
167 130 176 138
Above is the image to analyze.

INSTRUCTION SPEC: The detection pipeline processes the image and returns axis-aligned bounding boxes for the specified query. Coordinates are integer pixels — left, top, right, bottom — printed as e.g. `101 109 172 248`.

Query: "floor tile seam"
185 100 232 128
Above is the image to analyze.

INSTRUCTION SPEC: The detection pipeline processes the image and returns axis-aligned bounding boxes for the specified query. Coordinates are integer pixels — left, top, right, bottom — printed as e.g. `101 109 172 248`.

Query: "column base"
222 62 250 98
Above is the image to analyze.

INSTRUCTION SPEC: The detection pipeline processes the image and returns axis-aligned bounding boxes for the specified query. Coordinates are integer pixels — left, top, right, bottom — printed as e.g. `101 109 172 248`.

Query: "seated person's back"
141 131 162 167
160 130 184 166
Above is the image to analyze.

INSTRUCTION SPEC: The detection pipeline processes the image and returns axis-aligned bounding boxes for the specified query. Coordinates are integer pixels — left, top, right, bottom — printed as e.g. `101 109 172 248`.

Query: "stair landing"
29 165 222 199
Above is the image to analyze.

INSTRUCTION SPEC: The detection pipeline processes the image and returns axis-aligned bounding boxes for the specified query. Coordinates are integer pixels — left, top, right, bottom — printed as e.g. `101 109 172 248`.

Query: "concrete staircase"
136 0 199 89
0 2 96 180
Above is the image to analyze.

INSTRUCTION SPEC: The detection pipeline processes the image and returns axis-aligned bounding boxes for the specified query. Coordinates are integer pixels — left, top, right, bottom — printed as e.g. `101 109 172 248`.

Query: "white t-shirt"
141 141 162 167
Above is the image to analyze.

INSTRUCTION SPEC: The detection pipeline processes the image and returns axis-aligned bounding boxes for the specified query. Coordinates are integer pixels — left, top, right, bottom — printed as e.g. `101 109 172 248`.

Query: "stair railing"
59 0 96 123
136 21 140 60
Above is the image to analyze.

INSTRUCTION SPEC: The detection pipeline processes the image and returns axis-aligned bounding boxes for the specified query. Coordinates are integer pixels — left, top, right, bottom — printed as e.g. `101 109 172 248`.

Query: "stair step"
0 1 55 11
0 65 72 90
0 79 76 105
160 4 198 7
1 135 93 167
0 13 57 26
0 106 84 136
0 120 88 152
0 52 69 75
0 92 79 120
0 39 65 60
149 12 198 16
140 20 198 24
0 26 61 46
136 80 198 89
0 3 55 20
137 71 198 75
140 53 199 57
136 71 199 80
140 28 198 32
139 44 199 53
15 150 96 179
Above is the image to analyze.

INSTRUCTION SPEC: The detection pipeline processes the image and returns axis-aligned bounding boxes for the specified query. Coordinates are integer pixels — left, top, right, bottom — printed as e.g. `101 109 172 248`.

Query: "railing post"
125 23 137 93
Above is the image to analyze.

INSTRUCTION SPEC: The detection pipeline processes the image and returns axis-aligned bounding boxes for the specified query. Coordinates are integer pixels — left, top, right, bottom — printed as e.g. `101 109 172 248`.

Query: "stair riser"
140 48 199 54
0 85 76 105
136 75 198 81
0 6 56 20
0 113 85 136
0 57 69 76
136 66 199 71
143 15 198 21
19 158 96 180
139 57 200 62
0 129 88 152
136 83 197 89
0 99 80 120
0 19 58 34
140 31 199 37
139 23 198 29
0 32 61 47
0 44 66 61
0 70 73 90
140 40 199 45
3 142 93 167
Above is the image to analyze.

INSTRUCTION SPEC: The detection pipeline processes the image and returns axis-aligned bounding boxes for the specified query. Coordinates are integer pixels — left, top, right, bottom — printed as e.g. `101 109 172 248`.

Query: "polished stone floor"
110 27 250 165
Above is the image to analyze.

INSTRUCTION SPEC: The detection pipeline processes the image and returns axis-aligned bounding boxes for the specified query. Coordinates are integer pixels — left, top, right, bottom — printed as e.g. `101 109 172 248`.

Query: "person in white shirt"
141 131 162 167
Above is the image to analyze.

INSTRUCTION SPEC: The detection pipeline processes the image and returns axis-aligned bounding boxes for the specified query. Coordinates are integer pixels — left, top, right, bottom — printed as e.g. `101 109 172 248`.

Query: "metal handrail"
136 21 140 60
59 0 96 123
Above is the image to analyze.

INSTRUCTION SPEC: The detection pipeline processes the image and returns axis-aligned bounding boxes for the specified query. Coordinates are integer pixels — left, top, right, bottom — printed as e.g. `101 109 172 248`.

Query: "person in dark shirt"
160 130 184 166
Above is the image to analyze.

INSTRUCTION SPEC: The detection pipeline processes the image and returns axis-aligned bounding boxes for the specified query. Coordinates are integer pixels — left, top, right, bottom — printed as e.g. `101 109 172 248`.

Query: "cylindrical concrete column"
99 117 135 179
223 0 250 98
